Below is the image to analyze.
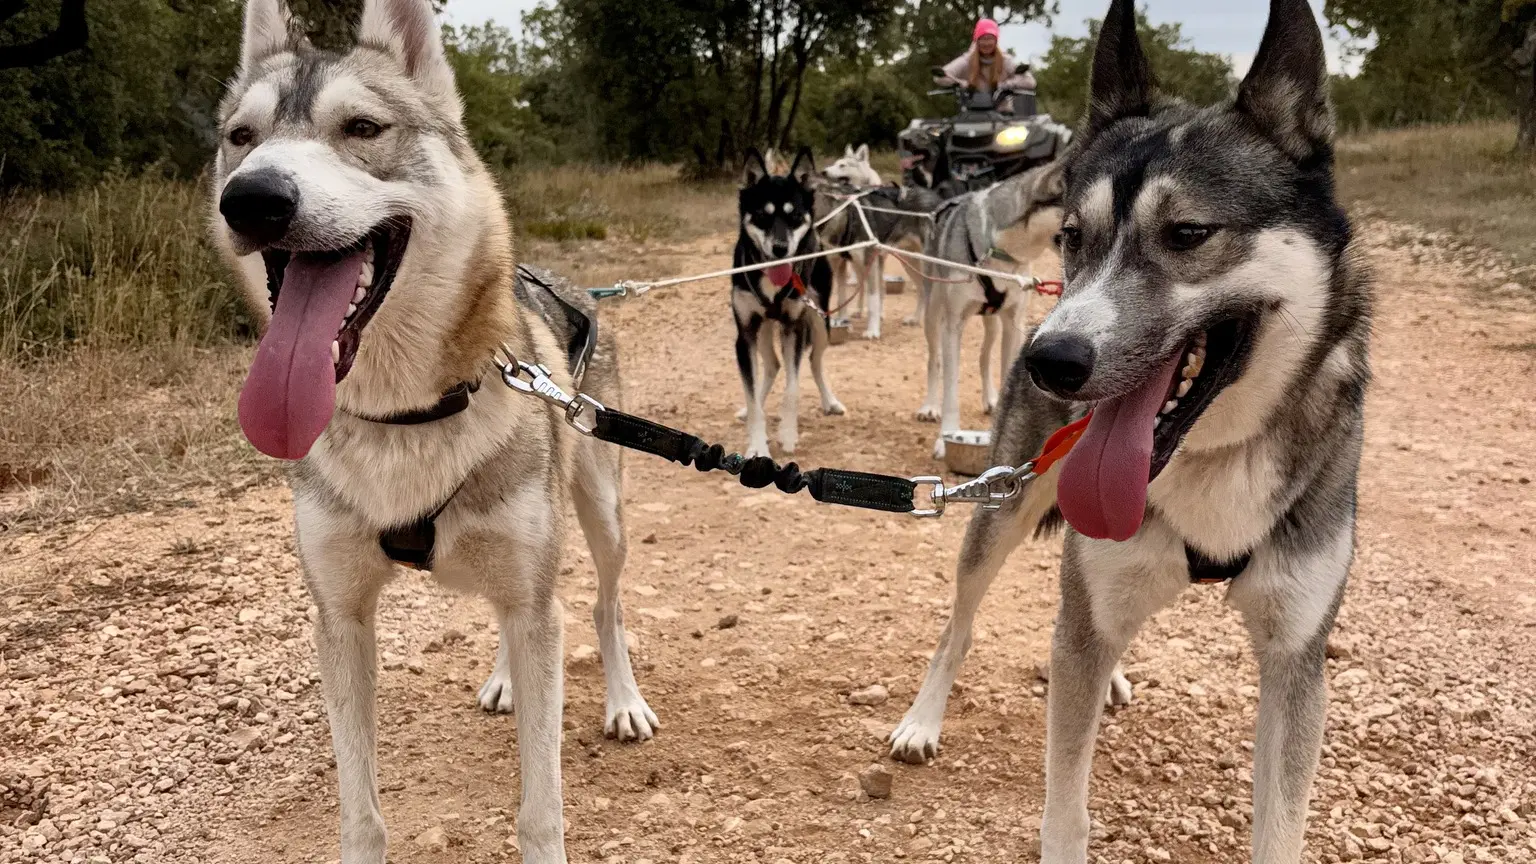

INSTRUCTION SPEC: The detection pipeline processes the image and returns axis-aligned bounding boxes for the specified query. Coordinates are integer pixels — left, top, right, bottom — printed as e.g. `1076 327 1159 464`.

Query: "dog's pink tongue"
1057 353 1182 541
238 253 364 460
766 263 793 287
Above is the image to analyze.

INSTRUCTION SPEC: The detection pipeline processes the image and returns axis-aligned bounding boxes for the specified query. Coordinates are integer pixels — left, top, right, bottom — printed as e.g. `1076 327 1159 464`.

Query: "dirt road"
2 221 1534 864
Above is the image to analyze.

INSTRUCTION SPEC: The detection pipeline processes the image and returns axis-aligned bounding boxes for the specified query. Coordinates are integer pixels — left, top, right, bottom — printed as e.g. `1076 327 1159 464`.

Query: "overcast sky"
442 0 1364 77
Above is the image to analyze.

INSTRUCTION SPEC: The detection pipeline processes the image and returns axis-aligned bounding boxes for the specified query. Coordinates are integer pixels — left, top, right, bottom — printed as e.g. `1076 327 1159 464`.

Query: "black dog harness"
1186 544 1250 584
375 266 599 570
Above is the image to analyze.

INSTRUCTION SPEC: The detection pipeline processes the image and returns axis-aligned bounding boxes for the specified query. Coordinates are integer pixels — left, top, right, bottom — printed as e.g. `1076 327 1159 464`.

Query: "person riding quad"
935 18 1036 114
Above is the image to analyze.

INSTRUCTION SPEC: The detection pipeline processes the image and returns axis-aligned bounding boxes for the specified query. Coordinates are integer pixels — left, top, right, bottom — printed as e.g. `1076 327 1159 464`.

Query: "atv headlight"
995 125 1030 148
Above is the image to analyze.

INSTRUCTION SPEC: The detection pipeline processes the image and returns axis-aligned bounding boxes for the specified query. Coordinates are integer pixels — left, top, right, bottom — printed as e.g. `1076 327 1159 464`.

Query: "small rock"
859 764 893 799
717 613 739 629
413 826 448 850
849 684 889 706
641 533 658 544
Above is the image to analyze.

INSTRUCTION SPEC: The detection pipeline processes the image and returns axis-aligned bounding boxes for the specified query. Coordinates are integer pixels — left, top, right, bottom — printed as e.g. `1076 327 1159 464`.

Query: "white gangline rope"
607 196 1040 297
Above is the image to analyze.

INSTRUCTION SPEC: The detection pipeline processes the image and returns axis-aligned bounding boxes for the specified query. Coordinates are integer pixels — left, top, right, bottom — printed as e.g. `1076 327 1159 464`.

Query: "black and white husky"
891 2 1372 862
733 147 845 458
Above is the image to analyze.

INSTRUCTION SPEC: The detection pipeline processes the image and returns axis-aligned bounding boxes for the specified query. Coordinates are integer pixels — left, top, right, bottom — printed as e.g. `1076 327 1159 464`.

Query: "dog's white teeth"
346 303 357 318
331 341 340 364
1184 351 1204 379
353 284 367 304
1161 399 1179 415
1177 379 1192 398
1153 417 1161 429
359 260 374 289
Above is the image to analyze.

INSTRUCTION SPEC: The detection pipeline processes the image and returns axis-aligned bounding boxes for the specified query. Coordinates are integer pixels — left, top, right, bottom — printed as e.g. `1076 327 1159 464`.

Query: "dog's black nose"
220 170 299 246
771 242 790 259
1025 333 1095 397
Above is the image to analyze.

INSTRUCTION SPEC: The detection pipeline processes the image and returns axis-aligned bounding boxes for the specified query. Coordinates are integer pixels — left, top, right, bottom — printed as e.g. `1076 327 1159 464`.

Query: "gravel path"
2 220 1533 864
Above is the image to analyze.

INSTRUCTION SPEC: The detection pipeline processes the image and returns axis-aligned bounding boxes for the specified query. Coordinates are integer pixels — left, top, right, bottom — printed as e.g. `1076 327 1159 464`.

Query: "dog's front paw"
982 394 998 415
822 399 846 416
932 437 947 460
861 328 881 341
777 433 798 455
744 441 771 460
915 405 939 422
1106 667 1134 707
735 406 748 422
888 714 942 765
478 668 516 714
605 694 660 742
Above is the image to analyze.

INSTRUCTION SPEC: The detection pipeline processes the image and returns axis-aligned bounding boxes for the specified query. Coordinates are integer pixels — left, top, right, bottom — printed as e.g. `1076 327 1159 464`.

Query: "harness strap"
978 274 1008 315
1186 544 1251 584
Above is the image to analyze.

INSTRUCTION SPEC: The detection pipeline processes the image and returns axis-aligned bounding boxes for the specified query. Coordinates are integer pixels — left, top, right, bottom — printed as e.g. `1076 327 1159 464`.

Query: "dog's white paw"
604 694 660 742
861 328 881 341
735 406 748 422
778 436 798 456
744 442 771 460
932 437 947 460
982 394 998 415
915 405 940 422
477 668 516 714
888 714 942 765
823 399 846 416
1106 669 1134 707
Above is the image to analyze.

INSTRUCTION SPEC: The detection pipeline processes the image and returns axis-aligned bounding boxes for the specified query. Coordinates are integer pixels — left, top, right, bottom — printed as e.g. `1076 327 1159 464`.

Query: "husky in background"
891 2 1371 863
814 177 943 339
733 147 846 458
823 143 883 187
915 161 1066 458
212 1 656 860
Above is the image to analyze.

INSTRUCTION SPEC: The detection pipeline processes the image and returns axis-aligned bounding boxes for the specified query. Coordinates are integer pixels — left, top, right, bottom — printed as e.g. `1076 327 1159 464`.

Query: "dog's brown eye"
1165 223 1213 251
1056 226 1082 253
228 126 254 147
345 119 383 139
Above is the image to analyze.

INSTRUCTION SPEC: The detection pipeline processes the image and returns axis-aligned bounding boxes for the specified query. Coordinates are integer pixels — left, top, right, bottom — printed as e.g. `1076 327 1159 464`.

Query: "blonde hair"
966 45 1007 91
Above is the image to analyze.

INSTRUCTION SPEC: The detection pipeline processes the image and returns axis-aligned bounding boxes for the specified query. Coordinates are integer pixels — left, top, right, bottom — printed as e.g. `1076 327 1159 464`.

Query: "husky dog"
815 179 943 339
212 1 656 860
734 147 846 457
824 143 883 187
891 2 1370 862
915 162 1065 458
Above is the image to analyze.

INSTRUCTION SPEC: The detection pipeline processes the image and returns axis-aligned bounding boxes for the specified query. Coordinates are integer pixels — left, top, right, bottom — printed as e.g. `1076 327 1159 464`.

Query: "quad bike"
898 63 1073 198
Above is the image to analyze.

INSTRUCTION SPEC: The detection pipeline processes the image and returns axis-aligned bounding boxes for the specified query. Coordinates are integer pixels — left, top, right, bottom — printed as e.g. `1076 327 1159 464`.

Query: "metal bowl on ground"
828 317 851 345
942 430 992 476
884 273 906 295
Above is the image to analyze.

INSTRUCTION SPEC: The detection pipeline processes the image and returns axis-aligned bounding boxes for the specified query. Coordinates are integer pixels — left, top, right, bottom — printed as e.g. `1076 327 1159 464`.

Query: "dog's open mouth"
238 219 412 461
1057 316 1255 542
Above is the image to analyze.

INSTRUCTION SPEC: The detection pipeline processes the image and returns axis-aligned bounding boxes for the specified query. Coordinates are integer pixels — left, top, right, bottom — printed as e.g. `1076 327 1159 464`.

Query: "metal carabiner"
492 345 605 437
909 475 946 517
941 466 1020 510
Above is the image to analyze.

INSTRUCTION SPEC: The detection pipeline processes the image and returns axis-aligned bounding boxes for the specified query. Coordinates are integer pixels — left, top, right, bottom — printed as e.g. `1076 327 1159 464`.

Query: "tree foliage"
1325 0 1536 150
1033 8 1234 126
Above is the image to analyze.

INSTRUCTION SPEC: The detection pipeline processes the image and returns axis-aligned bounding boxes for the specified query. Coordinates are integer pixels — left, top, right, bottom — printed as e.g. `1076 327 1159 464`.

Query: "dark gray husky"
890 1 1372 862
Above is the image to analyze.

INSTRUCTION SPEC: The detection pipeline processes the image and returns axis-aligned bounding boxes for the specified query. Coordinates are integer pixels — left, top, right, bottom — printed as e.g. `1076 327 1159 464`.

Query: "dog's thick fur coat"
213 2 654 861
890 3 1372 863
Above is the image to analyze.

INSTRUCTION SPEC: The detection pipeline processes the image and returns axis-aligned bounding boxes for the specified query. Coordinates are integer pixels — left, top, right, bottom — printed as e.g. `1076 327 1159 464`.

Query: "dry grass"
1336 122 1536 272
0 345 272 530
502 163 735 244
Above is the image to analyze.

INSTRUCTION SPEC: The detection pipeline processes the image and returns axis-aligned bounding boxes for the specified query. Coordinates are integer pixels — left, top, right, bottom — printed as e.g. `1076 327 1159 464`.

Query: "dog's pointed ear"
742 148 769 187
240 0 301 73
1235 0 1334 162
1084 0 1156 141
843 144 854 158
854 143 869 162
1031 158 1068 206
789 148 816 187
359 0 459 115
